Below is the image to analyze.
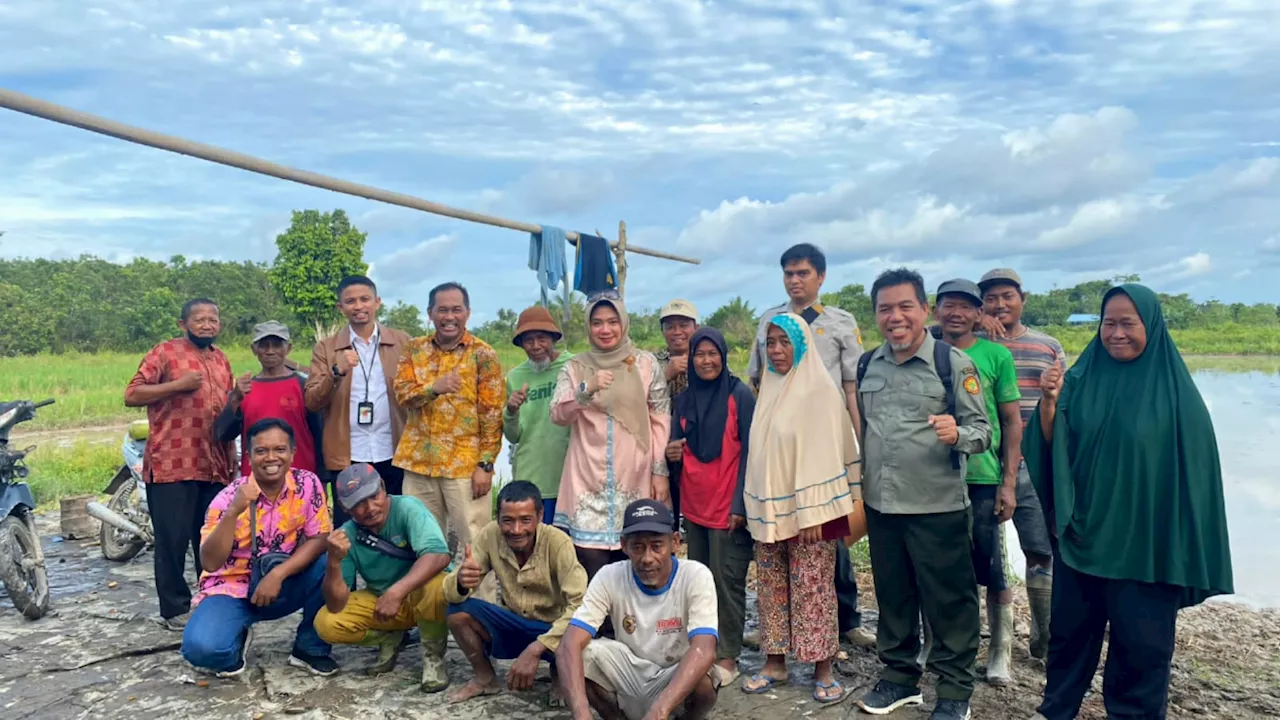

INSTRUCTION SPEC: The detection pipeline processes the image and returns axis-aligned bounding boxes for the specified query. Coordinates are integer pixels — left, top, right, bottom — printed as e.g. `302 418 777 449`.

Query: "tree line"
2 209 1276 357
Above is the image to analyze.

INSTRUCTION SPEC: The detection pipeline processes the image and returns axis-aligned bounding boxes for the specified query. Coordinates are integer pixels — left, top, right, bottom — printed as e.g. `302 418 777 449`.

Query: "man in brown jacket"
305 275 411 526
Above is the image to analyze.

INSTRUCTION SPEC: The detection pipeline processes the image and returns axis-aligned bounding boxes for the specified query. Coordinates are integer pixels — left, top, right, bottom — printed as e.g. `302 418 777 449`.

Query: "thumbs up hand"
458 544 484 590
507 383 530 413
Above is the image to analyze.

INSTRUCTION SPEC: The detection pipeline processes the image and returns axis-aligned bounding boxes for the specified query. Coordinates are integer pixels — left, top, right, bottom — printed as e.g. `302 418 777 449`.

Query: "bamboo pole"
615 220 630 295
0 88 701 266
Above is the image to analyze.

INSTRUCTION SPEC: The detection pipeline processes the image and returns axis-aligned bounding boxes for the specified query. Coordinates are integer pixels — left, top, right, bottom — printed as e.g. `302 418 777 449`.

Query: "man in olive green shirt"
444 481 588 704
855 269 991 720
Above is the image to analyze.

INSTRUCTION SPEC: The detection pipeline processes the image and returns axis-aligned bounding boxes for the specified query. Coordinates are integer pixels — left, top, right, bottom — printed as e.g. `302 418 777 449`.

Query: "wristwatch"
331 363 347 378
477 461 494 473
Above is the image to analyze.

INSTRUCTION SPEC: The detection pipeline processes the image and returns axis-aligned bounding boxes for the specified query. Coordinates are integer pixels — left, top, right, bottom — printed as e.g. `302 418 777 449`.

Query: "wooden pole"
0 88 701 266
615 220 629 297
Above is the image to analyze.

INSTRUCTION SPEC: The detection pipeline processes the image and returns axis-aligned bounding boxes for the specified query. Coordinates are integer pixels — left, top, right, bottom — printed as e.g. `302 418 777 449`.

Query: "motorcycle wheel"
0 514 51 620
101 482 147 562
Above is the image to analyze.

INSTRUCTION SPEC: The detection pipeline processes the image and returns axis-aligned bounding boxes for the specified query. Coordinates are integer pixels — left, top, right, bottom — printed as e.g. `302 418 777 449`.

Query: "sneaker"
215 627 253 679
844 627 877 648
929 699 971 720
857 680 923 715
289 650 340 677
163 612 191 631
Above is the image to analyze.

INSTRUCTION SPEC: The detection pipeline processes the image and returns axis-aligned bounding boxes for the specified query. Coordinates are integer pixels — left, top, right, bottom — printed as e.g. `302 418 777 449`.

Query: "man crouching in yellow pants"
315 463 453 692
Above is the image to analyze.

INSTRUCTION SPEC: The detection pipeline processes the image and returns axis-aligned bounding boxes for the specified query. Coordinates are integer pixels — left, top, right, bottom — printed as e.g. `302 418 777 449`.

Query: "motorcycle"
0 398 55 619
86 420 150 561
87 421 240 562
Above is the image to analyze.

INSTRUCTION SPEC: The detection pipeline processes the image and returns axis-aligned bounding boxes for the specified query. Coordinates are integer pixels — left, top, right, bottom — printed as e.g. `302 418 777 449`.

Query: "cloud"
1 0 1278 319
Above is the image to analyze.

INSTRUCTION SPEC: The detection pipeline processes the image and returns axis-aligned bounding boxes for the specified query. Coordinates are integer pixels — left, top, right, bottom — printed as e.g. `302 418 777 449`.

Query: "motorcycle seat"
127 419 150 441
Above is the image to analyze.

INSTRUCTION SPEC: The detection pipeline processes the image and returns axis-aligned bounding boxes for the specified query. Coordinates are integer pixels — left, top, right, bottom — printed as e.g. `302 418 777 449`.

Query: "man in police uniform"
746 242 875 649
855 268 991 720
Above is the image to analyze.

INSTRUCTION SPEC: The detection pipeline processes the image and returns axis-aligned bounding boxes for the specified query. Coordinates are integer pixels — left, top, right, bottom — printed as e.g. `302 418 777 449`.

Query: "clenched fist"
433 371 463 396
507 383 530 414
327 528 351 561
175 371 204 392
234 372 254 397
458 544 484 590
586 370 614 394
232 477 262 515
339 349 360 374
928 414 959 446
1040 367 1064 401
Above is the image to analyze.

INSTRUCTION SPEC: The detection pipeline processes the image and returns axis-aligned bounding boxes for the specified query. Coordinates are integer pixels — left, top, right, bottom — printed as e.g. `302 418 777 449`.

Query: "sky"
2 0 1279 325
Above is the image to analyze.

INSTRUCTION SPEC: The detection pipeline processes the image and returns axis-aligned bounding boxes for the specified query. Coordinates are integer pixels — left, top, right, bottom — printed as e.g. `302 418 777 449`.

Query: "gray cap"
978 268 1022 292
251 320 291 343
334 463 383 510
935 278 983 307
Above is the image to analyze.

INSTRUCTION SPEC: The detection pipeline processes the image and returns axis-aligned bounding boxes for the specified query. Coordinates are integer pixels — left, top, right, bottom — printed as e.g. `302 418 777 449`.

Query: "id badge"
357 401 374 426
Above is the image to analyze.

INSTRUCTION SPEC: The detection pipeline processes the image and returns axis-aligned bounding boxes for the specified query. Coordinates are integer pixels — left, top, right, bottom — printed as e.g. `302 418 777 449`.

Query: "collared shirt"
349 324 394 463
393 331 505 479
126 338 236 484
858 334 993 514
193 469 332 607
443 521 587 652
654 348 689 398
339 495 450 595
748 302 863 390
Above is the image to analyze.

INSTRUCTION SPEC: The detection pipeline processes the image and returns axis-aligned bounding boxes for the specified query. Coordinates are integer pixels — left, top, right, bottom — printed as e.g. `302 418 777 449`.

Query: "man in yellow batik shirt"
394 282 505 576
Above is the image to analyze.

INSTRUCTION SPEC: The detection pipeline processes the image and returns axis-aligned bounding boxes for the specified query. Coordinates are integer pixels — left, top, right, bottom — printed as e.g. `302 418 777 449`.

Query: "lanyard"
354 328 380 402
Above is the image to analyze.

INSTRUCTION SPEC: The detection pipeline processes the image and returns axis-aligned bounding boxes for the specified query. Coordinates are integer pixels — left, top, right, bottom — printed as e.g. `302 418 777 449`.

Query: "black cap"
935 278 983 307
621 499 676 536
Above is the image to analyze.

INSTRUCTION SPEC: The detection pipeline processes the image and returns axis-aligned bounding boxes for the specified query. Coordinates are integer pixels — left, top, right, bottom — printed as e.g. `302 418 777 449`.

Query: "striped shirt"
990 327 1067 427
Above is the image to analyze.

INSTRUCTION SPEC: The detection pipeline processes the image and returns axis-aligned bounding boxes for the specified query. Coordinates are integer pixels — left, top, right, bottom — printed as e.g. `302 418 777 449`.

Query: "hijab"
674 328 741 463
1023 284 1233 607
744 313 860 544
569 296 652 454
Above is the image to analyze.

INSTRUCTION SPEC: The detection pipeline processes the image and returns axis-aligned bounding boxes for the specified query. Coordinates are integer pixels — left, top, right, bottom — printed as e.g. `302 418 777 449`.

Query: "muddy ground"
0 513 1276 720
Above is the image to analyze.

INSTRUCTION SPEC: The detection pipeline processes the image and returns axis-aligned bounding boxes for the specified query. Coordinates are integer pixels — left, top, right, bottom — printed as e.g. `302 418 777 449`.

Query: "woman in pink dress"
551 294 671 578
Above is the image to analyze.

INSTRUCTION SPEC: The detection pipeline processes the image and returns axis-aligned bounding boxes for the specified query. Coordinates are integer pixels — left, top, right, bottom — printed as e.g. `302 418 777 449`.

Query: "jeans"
181 555 330 673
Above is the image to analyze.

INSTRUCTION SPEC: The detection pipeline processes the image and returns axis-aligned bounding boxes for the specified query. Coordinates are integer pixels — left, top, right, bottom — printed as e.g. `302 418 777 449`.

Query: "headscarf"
569 296 652 454
673 328 741 463
1023 284 1233 608
743 313 860 544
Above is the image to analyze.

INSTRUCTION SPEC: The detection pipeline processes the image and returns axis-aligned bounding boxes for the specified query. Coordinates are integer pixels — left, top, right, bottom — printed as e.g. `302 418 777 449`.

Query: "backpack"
856 340 961 470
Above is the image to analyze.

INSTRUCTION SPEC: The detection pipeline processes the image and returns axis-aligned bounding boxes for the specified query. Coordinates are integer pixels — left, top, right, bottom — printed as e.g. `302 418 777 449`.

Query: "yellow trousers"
314 573 448 645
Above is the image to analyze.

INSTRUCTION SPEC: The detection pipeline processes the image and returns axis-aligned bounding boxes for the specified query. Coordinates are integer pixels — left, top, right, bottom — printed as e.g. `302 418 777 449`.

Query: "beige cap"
978 268 1023 292
659 299 699 322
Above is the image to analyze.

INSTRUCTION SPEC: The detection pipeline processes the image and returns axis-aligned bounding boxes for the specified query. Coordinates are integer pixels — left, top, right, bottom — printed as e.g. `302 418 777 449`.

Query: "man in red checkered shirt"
126 298 237 630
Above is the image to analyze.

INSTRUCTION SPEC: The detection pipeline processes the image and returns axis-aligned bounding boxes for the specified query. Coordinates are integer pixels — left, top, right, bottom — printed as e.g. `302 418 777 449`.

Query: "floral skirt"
754 539 839 663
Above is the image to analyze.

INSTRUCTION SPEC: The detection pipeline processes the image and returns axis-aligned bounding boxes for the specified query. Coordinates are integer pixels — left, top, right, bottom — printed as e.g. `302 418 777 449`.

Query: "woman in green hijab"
1024 284 1232 720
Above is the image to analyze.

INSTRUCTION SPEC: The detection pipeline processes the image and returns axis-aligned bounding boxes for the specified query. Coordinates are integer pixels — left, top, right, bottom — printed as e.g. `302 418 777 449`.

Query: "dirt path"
0 513 1276 719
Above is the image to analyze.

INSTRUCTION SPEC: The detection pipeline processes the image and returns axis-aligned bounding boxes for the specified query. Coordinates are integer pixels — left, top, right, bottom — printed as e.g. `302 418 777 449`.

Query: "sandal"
741 673 788 694
813 679 847 705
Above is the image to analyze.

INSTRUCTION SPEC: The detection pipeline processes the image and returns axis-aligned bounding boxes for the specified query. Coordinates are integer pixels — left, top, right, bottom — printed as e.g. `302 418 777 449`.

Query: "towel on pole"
529 226 568 307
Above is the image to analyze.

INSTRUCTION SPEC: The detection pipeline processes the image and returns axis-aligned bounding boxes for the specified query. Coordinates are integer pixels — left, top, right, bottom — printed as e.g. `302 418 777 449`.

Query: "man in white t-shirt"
557 500 720 720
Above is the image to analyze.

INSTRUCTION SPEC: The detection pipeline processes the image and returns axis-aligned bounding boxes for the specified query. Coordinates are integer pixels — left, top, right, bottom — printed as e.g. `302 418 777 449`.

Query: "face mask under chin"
187 331 216 349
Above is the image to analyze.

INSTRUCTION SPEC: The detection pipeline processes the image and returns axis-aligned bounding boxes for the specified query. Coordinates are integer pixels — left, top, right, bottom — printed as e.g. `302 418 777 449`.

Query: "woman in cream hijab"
551 293 672 578
740 313 860 705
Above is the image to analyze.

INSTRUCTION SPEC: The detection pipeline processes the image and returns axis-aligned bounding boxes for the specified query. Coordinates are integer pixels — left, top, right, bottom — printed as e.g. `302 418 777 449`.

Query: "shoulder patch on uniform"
815 327 825 335
855 328 863 346
963 375 981 395
960 364 977 377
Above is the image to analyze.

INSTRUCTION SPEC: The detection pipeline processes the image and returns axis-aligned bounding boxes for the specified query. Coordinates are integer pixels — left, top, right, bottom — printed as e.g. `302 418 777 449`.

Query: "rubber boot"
359 629 405 676
986 602 1013 686
1026 565 1053 660
916 615 932 670
419 621 450 693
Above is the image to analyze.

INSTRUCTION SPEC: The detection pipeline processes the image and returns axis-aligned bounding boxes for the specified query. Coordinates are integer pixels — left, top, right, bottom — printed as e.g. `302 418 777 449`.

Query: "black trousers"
865 505 980 701
835 541 863 632
146 480 223 619
1039 555 1180 720
327 460 403 527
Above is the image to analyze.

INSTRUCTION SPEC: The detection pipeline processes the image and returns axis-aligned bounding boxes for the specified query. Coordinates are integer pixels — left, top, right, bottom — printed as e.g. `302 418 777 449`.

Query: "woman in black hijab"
666 327 756 683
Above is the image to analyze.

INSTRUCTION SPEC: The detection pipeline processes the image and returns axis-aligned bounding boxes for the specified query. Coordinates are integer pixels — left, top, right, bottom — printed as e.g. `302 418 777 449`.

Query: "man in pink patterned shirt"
181 418 337 678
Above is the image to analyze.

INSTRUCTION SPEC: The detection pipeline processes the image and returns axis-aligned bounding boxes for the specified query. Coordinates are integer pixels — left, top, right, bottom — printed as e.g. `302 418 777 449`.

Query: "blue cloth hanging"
529 226 568 308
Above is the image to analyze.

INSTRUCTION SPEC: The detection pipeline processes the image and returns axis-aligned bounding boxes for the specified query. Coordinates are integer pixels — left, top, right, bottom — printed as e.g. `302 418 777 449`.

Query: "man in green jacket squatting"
503 306 573 525
314 463 453 692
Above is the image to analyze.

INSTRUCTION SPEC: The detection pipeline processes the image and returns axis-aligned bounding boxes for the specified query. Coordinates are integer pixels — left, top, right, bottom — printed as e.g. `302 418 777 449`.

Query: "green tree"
0 282 55 356
704 297 759 350
821 283 874 330
380 301 428 337
473 308 519 347
268 209 368 340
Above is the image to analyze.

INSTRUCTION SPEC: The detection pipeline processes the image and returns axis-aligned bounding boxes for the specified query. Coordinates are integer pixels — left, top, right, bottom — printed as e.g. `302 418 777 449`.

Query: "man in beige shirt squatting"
444 481 588 705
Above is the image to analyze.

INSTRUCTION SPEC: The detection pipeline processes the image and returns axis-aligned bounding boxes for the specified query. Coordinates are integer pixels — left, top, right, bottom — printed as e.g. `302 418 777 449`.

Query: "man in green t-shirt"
934 279 1022 688
503 307 573 525
315 463 454 693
